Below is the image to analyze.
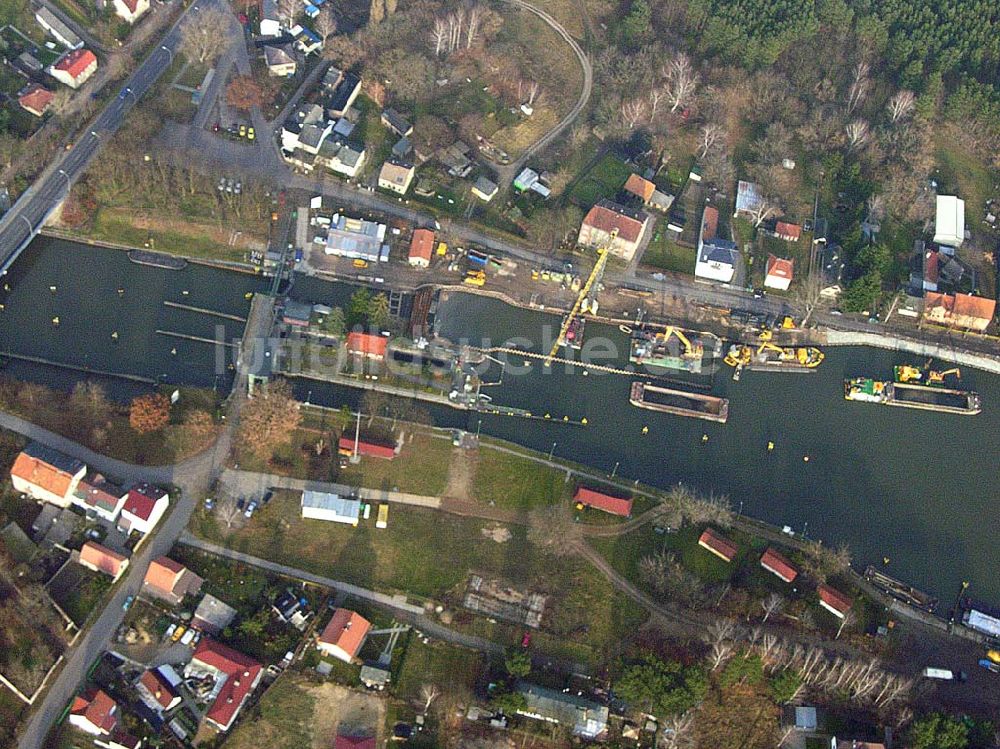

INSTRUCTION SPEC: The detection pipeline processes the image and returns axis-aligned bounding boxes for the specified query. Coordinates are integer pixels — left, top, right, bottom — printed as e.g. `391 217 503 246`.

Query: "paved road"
0 0 210 275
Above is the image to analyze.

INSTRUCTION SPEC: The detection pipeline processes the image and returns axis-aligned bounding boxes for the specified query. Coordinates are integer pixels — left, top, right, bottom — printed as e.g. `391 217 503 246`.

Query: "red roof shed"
760 547 798 583
698 528 738 562
573 487 633 517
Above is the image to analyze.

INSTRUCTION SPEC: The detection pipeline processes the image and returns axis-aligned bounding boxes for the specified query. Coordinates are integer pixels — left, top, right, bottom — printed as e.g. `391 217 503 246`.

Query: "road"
0 0 210 275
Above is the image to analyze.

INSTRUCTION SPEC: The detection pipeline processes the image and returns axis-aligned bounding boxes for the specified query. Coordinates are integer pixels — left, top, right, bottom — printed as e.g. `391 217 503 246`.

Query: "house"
909 240 939 293
295 27 322 55
391 136 411 159
698 528 737 563
79 541 129 579
359 664 390 690
49 48 98 89
346 332 388 360
380 108 412 137
764 255 794 291
69 687 118 736
578 199 649 261
185 639 262 732
377 160 414 195
337 436 395 460
95 732 142 749
335 734 376 749
301 490 362 525
472 176 498 202
35 7 83 49
112 0 149 24
298 123 332 155
319 142 366 177
515 682 608 740
282 299 312 327
649 190 674 212
782 705 817 731
573 487 632 517
624 173 656 205
934 195 965 248
10 443 86 507
142 556 203 605
72 476 127 522
192 594 238 635
922 292 996 331
694 205 738 283
734 180 765 218
280 103 325 151
775 221 801 241
272 590 311 629
17 51 44 73
438 141 473 177
818 583 852 619
118 483 169 535
18 84 55 117
513 168 551 198
259 0 281 35
326 72 361 118
135 668 181 713
317 608 371 663
264 45 297 77
760 547 798 583
332 117 355 140
322 212 385 261
408 228 434 267
819 242 844 298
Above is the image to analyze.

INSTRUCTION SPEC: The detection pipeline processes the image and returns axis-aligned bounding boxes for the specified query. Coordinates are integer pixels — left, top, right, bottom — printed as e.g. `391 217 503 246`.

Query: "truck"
923 667 964 681
376 503 389 529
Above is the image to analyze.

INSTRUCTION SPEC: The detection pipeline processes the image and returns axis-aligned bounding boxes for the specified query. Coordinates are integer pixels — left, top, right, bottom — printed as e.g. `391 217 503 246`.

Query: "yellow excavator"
724 339 824 368
894 363 961 385
654 326 704 359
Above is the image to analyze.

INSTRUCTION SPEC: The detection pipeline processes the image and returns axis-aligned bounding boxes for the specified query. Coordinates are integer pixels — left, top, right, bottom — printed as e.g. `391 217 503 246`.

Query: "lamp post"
547 442 556 462
610 461 619 479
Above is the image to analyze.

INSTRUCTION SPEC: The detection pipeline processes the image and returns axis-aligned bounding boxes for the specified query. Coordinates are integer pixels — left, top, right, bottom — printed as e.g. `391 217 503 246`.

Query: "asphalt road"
0 0 211 275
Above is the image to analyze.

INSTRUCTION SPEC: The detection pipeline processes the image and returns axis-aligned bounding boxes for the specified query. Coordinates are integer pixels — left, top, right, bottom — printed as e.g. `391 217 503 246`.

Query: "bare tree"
846 60 870 115
639 552 670 594
795 270 824 327
661 711 696 749
217 496 242 529
887 90 915 123
178 6 230 64
835 609 856 640
315 7 337 45
420 683 441 713
465 4 482 49
525 80 540 106
777 726 795 747
845 119 870 151
704 620 736 670
747 194 779 228
663 52 699 112
277 0 298 26
430 17 448 57
620 98 648 132
648 87 666 118
761 592 784 623
698 123 724 158
866 194 885 224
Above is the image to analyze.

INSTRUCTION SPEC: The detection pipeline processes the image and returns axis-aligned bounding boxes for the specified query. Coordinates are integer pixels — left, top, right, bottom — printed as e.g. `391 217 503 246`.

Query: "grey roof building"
35 7 83 49
515 682 608 740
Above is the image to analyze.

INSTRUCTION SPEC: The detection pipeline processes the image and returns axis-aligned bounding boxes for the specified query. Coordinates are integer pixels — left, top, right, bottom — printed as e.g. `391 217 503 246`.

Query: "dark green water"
1 239 998 603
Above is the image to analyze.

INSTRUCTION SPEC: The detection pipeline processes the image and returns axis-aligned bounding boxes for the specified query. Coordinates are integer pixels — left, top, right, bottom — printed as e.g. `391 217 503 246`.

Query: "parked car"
238 124 247 138
261 490 273 505
236 498 245 510
244 500 257 519
171 625 186 642
123 595 135 611
87 528 102 540
180 629 195 646
204 497 215 510
164 623 177 640
247 127 255 141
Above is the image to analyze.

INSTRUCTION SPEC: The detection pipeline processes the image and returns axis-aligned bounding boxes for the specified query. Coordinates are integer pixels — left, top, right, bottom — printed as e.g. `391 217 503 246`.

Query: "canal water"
1 238 998 603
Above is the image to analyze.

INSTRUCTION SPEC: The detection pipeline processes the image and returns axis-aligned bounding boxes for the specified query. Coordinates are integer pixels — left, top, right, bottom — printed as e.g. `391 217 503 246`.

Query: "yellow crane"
655 326 704 359
544 229 617 365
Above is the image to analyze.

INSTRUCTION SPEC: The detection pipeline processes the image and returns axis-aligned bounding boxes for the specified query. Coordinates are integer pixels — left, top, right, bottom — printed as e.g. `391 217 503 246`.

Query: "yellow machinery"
896 364 961 384
464 269 486 287
544 229 617 364
724 341 824 368
655 326 704 359
895 364 923 383
928 367 960 384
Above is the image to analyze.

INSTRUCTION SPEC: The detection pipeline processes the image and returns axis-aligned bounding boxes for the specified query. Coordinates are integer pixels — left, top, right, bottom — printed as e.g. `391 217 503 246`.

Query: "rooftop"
54 48 97 78
319 608 371 657
582 199 645 243
624 173 655 202
698 528 738 562
573 487 632 517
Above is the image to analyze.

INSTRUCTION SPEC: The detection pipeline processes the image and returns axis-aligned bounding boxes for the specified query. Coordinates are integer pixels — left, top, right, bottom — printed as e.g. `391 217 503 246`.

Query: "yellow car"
247 127 255 141
238 124 247 138
171 625 186 643
352 259 368 268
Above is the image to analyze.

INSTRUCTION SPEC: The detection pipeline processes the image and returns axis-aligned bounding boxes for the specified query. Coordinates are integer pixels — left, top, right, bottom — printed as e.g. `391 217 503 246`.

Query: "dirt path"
442 445 477 502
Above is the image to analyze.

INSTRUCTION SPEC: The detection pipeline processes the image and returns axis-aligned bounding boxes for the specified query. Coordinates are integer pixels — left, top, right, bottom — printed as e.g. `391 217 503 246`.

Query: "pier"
0 352 156 384
155 330 238 347
474 346 640 377
163 301 247 322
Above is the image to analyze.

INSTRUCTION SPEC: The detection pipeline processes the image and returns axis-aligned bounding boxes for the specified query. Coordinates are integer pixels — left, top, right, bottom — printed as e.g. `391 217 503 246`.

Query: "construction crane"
544 229 617 365
655 326 703 359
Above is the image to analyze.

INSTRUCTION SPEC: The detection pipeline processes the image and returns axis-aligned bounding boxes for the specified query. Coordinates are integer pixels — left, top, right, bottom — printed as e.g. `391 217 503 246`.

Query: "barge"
128 250 187 270
844 377 981 415
724 343 824 372
863 566 938 612
560 315 584 350
630 325 717 374
629 381 729 423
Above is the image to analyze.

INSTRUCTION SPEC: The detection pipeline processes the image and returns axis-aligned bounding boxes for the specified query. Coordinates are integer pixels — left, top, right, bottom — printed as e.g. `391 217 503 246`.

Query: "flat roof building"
301 490 362 525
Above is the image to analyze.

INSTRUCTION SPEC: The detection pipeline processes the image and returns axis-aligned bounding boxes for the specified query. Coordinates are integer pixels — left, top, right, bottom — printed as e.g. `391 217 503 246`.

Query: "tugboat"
561 315 584 350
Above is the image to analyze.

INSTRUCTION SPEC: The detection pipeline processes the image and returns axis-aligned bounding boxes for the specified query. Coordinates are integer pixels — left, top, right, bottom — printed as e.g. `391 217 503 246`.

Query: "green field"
223 676 316 749
568 152 631 207
471 447 569 509
642 223 696 274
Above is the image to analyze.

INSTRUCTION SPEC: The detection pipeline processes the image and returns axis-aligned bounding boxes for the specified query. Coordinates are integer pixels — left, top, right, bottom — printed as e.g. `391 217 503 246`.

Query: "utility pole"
352 408 361 463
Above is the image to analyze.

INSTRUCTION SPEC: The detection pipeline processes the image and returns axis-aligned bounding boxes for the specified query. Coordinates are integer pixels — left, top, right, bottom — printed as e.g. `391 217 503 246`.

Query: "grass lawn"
85 210 248 263
46 563 111 626
224 675 316 749
471 447 569 509
393 637 483 702
642 222 696 274
568 151 631 207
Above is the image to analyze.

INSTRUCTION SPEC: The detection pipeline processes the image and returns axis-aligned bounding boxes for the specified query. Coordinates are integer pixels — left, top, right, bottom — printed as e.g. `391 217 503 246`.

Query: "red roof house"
701 205 719 242
697 528 738 563
79 541 129 579
142 556 203 604
50 48 98 88
408 228 435 267
136 668 181 712
624 174 656 204
119 483 169 534
573 487 633 517
923 292 996 331
18 84 55 117
764 255 794 290
10 443 86 507
318 608 371 663
337 435 395 460
818 583 853 619
775 221 802 241
187 639 262 732
346 332 388 360
335 735 376 749
760 547 798 583
577 199 649 260
69 687 118 735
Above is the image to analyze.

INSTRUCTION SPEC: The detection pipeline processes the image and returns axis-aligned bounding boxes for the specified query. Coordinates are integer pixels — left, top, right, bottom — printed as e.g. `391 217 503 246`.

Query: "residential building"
78 541 129 579
323 213 386 261
577 199 649 261
734 180 765 218
295 27 322 55
513 168 551 198
764 254 794 291
282 299 312 327
259 0 281 36
819 242 844 298
335 734 375 749
35 7 83 49
910 241 939 293
392 136 411 160
359 664 391 690
774 221 801 241
573 487 632 517
934 195 965 248
836 741 885 749
112 0 149 23
337 436 395 460
136 668 181 713
71 476 127 522
438 141 472 177
782 705 817 732
315 141 366 177
698 528 737 563
380 108 412 137
346 332 388 360
408 228 434 267
472 176 498 202
49 48 98 89
515 682 608 740
317 608 371 662
326 72 361 118
623 173 655 205
118 483 169 535
694 205 738 283
142 556 203 605
377 159 414 194
301 490 362 525
298 122 332 154
280 103 325 152
649 189 674 212
18 83 55 117
69 687 118 736
185 639 263 732
760 547 798 583
272 590 311 629
818 583 852 619
17 51 44 72
95 732 142 749
192 594 238 635
923 291 995 331
10 443 86 507
264 45 296 77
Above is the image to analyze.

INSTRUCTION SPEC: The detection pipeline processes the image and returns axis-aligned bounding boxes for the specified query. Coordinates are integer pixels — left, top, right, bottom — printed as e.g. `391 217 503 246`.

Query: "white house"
264 45 296 77
317 608 371 662
259 0 282 36
377 160 414 194
71 477 127 523
764 254 794 291
118 483 169 535
933 195 965 248
301 491 361 525
48 48 98 89
112 0 149 24
10 443 87 508
35 7 83 49
694 205 738 283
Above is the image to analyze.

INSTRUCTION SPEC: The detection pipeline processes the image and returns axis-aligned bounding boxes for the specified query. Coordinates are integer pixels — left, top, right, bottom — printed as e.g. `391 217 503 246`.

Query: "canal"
1 238 998 604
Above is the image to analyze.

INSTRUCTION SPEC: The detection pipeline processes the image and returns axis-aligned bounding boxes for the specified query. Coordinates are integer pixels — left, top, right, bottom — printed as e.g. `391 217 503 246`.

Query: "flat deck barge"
628 324 721 375
864 566 938 612
629 381 729 423
844 378 981 415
